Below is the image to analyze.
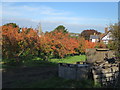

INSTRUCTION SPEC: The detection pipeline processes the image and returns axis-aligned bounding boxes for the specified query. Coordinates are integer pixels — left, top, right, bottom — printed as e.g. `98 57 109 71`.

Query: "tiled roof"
90 35 99 39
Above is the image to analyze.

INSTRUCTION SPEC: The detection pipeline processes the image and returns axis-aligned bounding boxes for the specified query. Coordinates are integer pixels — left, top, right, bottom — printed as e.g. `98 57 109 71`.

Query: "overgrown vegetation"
109 23 120 60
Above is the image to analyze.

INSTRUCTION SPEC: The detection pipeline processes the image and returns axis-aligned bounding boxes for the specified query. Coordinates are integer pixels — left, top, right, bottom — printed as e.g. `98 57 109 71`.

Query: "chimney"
105 27 108 33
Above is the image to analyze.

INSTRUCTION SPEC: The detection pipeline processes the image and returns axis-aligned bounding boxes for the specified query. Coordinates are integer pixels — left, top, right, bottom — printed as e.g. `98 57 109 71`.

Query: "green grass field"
23 55 86 67
2 55 86 68
50 55 86 64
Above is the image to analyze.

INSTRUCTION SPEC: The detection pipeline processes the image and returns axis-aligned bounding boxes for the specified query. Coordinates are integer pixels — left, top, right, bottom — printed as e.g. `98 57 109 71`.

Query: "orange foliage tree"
85 40 96 49
2 23 39 63
2 23 105 63
41 30 79 58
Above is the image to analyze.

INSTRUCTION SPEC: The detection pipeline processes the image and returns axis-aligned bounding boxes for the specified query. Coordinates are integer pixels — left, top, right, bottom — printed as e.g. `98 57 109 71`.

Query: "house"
89 27 113 44
70 33 80 37
100 30 113 44
90 33 100 42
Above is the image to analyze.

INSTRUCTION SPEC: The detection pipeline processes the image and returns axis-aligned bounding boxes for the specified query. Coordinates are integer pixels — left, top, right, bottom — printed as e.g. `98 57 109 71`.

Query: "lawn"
16 55 86 67
50 55 86 64
2 55 86 69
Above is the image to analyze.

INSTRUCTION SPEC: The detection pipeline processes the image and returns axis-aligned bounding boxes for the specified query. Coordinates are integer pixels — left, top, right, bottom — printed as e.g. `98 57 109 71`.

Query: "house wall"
103 40 108 44
102 32 112 44
92 39 96 42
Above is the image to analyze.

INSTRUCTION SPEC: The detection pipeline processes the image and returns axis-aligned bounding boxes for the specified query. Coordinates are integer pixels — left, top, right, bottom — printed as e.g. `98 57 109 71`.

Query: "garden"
1 23 120 88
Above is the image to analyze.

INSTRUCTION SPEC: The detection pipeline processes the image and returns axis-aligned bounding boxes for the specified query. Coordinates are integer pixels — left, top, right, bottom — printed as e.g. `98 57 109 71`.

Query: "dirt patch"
2 66 58 88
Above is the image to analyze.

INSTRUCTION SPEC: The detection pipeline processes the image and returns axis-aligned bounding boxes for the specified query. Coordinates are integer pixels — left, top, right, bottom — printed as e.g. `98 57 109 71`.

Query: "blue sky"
1 2 118 33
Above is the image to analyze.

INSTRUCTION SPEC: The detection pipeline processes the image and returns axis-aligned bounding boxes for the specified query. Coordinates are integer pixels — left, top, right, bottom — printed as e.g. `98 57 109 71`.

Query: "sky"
1 2 118 33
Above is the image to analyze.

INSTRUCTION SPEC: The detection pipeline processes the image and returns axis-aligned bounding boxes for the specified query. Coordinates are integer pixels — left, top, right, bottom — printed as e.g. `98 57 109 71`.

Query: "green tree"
3 23 19 28
54 25 68 33
110 23 120 60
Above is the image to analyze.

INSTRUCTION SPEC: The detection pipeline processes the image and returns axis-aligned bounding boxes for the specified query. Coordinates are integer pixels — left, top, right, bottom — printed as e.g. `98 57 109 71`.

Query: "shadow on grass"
2 57 58 70
2 55 86 69
22 77 99 88
2 55 101 88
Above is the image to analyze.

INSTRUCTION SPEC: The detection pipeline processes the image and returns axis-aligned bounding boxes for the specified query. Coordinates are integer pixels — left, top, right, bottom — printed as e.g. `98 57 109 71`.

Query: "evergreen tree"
54 25 68 33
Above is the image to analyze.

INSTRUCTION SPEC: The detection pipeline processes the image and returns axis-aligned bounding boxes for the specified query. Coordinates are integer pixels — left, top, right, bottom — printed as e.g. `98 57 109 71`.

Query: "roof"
90 35 99 39
100 30 111 40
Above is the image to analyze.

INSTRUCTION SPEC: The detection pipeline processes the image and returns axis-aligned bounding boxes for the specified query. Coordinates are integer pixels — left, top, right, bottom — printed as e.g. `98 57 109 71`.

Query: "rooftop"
90 35 99 39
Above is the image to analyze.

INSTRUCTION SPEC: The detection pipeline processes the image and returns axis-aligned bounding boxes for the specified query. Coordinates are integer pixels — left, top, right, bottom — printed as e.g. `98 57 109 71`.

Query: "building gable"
101 32 112 41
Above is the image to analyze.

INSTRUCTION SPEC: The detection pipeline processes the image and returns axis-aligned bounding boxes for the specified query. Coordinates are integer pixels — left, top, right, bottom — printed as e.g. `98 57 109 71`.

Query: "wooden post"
119 63 120 73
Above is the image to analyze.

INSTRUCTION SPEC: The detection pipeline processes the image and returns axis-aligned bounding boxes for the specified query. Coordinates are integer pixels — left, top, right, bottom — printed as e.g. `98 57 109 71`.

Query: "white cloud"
1 17 107 33
2 3 70 18
41 16 117 26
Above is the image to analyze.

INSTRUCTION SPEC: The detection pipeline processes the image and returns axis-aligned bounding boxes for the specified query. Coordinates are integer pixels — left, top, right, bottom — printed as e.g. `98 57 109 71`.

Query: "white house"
101 31 113 44
90 35 100 42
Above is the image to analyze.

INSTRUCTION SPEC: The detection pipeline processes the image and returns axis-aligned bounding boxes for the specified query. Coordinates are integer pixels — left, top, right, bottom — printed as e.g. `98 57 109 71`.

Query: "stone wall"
58 61 120 87
58 63 90 80
92 61 119 86
58 49 119 87
86 48 115 63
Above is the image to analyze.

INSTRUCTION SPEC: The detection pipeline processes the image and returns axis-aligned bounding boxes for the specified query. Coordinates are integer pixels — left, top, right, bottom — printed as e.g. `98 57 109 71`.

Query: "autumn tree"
75 37 86 54
2 23 39 64
42 30 83 58
85 40 96 49
2 24 20 60
2 23 104 64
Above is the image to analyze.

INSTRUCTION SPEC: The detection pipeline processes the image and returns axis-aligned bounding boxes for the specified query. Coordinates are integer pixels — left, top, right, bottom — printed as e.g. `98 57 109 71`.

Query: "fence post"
119 62 120 74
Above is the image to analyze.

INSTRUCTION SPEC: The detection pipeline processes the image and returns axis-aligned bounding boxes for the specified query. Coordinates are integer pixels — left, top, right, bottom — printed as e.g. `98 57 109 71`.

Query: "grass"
18 77 96 88
23 55 86 67
2 55 86 68
50 55 86 64
23 59 57 67
2 55 102 88
5 76 100 88
19 55 86 67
